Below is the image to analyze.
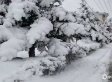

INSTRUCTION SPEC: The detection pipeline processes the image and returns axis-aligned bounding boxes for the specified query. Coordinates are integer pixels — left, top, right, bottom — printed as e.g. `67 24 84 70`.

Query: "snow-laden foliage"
0 25 13 41
40 0 62 7
0 25 27 61
48 39 70 57
0 4 7 25
60 23 88 36
0 0 112 81
4 0 39 27
0 38 25 61
39 56 66 75
77 39 101 53
2 56 66 82
27 17 53 44
0 0 11 5
52 6 76 22
76 0 112 44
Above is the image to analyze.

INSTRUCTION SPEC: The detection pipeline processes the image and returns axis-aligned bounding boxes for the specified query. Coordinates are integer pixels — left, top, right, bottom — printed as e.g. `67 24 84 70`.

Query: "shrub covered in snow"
39 56 66 75
0 0 112 80
77 39 101 53
2 56 66 81
0 38 26 61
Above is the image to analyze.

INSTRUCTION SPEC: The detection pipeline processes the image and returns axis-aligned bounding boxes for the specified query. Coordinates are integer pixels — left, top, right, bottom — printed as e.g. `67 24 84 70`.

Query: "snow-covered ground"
0 59 26 81
24 44 112 82
0 44 112 82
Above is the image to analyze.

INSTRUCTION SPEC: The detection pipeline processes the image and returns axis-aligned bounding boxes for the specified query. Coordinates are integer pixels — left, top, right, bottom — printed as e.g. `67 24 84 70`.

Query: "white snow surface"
0 60 26 81
1 43 112 82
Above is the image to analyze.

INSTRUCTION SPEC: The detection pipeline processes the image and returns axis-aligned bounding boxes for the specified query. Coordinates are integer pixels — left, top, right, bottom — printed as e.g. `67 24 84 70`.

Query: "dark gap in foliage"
15 11 38 27
0 0 11 5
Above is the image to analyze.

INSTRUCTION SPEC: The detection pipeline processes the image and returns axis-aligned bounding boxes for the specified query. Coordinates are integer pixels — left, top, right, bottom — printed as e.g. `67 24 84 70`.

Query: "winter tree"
0 0 112 79
0 0 87 76
76 0 112 45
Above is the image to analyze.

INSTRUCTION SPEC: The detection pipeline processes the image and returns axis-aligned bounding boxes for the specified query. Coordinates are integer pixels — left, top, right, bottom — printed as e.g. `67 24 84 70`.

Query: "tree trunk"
29 42 36 57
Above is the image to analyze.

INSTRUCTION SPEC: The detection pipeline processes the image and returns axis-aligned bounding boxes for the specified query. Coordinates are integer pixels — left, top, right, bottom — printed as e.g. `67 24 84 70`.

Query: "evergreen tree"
0 0 112 78
76 0 112 44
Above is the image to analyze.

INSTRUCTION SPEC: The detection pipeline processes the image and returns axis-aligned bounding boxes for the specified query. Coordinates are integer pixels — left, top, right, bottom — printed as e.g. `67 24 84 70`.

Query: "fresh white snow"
27 17 53 44
0 60 25 81
24 44 112 82
0 43 112 82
